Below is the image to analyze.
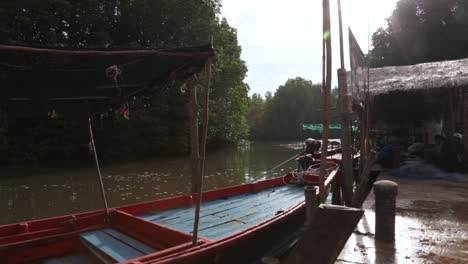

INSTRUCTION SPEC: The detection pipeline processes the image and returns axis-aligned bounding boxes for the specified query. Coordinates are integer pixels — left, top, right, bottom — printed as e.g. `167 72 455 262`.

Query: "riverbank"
336 174 468 263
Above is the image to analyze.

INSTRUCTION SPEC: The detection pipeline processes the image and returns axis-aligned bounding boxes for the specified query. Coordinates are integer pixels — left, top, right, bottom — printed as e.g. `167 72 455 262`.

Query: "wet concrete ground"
336 174 468 264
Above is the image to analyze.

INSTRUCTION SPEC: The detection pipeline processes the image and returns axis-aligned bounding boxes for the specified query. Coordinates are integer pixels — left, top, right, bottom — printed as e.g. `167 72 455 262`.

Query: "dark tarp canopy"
0 44 215 115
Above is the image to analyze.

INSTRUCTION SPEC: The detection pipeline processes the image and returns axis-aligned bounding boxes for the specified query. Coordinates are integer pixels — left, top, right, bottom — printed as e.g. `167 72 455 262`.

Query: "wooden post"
283 204 364 264
337 0 353 206
304 186 319 226
192 58 212 246
189 78 200 195
464 90 468 163
351 156 376 208
359 108 368 174
319 0 332 203
332 170 342 205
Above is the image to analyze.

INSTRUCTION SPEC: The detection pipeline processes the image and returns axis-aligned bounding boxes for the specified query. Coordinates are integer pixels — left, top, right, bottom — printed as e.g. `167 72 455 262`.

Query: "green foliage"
369 0 468 67
0 0 249 164
246 93 266 139
257 77 324 140
246 78 340 141
209 18 249 143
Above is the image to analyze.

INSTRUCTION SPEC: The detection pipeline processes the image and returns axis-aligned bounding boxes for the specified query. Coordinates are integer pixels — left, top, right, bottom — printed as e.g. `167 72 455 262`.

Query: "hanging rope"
106 65 122 96
249 153 301 183
88 117 110 218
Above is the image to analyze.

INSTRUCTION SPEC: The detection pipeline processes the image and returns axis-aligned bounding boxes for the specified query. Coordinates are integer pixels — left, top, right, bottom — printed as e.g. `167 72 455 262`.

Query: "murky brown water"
0 142 303 225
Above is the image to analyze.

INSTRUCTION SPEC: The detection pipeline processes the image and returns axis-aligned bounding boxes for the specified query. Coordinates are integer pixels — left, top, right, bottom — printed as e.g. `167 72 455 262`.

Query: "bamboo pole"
88 117 110 217
464 90 468 164
189 78 200 195
192 58 212 246
337 0 353 206
359 109 367 174
319 0 332 203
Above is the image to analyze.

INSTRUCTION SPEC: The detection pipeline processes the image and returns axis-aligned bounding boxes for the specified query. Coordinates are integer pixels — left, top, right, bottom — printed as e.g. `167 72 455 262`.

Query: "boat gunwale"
126 167 340 264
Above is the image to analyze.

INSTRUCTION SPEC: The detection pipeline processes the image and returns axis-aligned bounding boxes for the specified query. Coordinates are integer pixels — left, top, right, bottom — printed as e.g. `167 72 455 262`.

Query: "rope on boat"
88 117 110 218
250 153 301 183
282 161 339 186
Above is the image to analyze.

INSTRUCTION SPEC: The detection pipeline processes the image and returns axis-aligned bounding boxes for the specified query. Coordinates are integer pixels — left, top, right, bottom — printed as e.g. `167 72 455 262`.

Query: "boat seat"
43 253 96 264
80 228 157 263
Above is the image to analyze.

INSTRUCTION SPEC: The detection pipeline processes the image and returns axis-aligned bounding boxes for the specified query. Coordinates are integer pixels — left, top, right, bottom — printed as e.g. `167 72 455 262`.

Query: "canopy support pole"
88 117 110 217
189 77 200 195
319 0 332 203
192 57 212 246
464 90 468 164
337 0 353 206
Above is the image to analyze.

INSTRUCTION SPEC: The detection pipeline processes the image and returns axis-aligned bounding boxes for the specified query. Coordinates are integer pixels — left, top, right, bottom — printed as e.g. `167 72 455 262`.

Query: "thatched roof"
368 58 468 96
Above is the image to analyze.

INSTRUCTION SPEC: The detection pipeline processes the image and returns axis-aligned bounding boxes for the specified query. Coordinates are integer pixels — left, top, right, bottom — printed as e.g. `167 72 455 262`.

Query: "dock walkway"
336 174 468 264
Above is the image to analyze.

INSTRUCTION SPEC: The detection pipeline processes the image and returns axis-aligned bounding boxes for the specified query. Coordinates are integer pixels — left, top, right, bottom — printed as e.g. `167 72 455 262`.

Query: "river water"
0 142 304 225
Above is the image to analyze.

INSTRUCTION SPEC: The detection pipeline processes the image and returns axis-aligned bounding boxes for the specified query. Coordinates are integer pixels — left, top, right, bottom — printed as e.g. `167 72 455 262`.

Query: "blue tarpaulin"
391 161 468 183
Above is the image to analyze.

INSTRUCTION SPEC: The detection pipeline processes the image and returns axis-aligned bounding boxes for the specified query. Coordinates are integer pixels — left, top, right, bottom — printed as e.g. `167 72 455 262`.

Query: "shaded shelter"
0 44 215 115
361 58 468 164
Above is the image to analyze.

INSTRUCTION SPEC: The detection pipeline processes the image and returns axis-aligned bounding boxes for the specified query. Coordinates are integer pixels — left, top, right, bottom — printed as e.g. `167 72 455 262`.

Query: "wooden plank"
147 186 291 221
238 193 305 225
157 185 296 221
80 230 146 262
162 190 304 233
283 204 364 264
141 193 236 221
153 186 299 226
43 253 96 264
199 192 305 240
184 188 301 224
102 228 156 255
199 220 246 240
164 214 221 233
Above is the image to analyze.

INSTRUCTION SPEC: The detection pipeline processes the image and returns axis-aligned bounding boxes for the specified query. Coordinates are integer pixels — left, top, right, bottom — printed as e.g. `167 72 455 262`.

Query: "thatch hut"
365 58 468 155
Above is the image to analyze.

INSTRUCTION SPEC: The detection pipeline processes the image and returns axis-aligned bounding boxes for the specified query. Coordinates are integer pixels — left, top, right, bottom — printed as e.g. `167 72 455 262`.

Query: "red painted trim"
113 210 209 249
0 210 105 238
0 237 84 264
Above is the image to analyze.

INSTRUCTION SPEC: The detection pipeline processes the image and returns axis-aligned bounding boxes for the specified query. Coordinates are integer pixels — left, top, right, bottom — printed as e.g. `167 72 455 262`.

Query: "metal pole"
192 56 212 246
88 117 110 217
319 0 332 203
337 0 354 206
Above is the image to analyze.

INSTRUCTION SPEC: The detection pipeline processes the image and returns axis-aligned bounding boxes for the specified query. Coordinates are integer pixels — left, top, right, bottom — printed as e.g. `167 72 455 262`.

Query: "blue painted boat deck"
140 185 305 240
80 228 157 262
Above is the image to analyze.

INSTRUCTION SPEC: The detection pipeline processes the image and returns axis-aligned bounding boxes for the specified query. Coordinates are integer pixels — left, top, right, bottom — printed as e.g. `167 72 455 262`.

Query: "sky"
220 0 400 96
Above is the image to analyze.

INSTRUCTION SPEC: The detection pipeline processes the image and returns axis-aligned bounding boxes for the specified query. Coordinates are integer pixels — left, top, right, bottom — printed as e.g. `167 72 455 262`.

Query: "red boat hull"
0 167 341 264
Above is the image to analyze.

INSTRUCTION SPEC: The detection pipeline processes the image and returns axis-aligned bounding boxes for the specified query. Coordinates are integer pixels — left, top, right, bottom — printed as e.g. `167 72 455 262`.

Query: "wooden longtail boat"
0 43 344 263
0 161 340 264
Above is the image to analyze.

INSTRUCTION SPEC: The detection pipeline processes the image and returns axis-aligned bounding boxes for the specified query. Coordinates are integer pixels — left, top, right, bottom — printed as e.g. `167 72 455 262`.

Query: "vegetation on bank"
0 0 248 165
2 0 468 165
246 77 339 141
369 0 468 67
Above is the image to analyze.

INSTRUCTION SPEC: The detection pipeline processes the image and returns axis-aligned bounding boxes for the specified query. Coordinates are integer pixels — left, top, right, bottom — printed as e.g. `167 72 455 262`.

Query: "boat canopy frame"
0 44 215 113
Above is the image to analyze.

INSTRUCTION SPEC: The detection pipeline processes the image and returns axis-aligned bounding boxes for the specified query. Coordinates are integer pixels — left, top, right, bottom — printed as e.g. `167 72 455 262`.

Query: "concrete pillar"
373 180 398 242
304 186 319 226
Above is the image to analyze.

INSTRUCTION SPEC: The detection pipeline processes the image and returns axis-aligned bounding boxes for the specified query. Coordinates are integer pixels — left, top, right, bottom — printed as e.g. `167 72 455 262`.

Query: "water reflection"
0 141 300 224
